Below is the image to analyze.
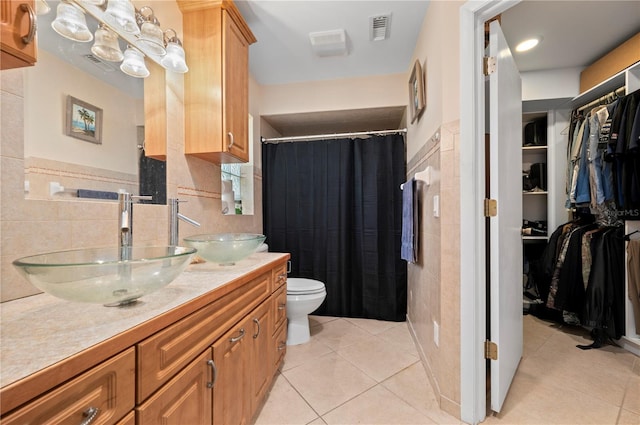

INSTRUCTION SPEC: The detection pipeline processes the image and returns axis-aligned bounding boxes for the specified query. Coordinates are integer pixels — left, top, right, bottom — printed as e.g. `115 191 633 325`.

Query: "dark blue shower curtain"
262 134 407 321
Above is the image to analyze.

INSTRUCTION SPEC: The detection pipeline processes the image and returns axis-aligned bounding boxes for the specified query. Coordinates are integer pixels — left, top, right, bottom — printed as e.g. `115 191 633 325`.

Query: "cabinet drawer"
116 411 135 425
272 285 287 336
137 272 270 402
271 261 288 292
272 322 287 371
2 348 135 425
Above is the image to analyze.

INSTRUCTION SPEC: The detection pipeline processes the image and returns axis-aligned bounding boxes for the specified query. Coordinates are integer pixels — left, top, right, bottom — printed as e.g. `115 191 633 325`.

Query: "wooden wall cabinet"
1 0 37 70
178 0 257 164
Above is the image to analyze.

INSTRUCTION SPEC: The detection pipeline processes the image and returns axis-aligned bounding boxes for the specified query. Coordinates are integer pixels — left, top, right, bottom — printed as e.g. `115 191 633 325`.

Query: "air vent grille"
370 14 391 41
83 54 117 72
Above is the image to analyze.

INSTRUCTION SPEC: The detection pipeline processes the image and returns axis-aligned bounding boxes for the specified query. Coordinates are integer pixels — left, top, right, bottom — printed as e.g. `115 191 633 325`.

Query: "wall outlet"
433 321 439 347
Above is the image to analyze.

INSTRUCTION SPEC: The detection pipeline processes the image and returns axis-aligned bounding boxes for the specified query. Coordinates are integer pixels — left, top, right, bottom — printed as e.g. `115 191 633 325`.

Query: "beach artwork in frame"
408 59 426 123
65 95 103 144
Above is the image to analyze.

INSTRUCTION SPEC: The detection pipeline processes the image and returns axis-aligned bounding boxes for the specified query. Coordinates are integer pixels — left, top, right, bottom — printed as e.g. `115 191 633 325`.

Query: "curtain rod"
261 128 407 143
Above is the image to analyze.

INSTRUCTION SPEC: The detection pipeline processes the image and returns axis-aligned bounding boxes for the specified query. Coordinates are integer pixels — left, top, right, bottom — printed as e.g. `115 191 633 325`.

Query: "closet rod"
261 128 407 143
577 86 625 112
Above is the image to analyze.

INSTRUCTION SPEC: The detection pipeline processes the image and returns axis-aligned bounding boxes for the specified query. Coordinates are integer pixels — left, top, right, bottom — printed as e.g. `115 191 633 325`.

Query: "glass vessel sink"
183 233 266 266
13 246 196 306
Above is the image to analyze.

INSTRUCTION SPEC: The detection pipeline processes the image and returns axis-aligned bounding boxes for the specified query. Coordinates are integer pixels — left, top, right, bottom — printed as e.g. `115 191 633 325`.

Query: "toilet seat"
287 278 326 295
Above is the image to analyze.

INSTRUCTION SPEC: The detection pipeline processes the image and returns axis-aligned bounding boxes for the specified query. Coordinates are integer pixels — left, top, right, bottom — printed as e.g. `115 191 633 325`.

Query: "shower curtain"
262 134 407 321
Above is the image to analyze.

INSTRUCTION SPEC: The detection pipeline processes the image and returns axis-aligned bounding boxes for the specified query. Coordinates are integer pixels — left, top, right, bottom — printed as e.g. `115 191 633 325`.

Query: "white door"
488 19 523 413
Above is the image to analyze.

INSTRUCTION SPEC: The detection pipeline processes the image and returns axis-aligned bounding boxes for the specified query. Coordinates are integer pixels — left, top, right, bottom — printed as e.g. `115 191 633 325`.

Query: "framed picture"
408 59 426 123
65 95 103 144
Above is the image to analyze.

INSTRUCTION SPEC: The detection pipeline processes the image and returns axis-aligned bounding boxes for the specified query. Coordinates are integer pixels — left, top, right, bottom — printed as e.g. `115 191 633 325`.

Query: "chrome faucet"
118 192 152 259
169 198 200 246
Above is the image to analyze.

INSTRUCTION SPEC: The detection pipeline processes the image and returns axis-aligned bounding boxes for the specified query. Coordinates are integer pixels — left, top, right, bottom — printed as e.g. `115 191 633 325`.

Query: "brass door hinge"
485 340 498 360
484 56 496 76
484 199 497 217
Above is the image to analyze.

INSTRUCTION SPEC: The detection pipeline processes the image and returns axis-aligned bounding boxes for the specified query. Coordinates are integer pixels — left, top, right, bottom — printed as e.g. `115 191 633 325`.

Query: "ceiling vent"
83 54 117 72
370 14 391 41
309 29 348 57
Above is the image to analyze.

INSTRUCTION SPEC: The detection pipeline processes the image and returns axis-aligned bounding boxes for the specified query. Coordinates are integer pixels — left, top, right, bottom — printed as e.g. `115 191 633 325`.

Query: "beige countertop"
0 252 287 390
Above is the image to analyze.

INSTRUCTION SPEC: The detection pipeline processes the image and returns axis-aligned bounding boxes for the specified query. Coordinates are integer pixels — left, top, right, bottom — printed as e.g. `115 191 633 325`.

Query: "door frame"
459 1 521 424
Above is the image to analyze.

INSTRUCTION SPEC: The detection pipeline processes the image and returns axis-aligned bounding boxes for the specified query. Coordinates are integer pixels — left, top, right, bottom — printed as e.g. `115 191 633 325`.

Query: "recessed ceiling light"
515 37 541 53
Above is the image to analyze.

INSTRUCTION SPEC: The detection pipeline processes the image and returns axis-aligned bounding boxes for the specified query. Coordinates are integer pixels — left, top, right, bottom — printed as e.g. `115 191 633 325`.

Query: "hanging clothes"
628 239 640 331
566 88 640 220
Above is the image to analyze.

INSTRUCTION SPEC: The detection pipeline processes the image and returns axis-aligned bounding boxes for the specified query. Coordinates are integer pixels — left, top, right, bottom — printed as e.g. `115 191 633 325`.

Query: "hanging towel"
401 178 418 263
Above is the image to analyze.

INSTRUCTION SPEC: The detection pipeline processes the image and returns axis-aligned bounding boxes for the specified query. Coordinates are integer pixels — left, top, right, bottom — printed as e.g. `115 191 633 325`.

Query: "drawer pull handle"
19 3 37 45
228 132 235 149
230 328 245 342
80 407 99 425
277 272 287 281
278 342 286 351
253 318 261 338
278 303 286 310
207 359 217 388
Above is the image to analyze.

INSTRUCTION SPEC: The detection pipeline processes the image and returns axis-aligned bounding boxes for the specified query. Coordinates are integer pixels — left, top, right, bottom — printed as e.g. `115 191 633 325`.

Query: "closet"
525 60 640 355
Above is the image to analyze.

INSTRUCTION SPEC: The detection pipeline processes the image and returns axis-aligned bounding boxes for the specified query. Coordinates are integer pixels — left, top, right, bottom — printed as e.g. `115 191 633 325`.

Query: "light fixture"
136 6 166 56
35 0 51 15
515 37 541 53
51 1 93 42
49 0 189 78
120 46 149 78
91 24 124 62
161 29 188 73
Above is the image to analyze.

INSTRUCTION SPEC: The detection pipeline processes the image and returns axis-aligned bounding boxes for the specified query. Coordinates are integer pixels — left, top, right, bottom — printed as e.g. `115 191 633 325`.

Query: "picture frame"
65 95 103 144
408 59 426 123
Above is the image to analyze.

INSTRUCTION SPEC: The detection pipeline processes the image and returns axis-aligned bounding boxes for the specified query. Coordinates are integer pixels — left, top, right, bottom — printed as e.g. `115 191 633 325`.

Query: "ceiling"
236 0 639 137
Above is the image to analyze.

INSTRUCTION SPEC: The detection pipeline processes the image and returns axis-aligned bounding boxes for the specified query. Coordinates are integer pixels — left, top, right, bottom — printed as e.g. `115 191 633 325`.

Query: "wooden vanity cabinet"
1 0 37 70
1 348 135 425
0 255 288 425
178 0 256 164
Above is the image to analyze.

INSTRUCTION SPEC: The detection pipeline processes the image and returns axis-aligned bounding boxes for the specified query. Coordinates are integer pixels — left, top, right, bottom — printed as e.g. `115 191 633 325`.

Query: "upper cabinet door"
223 11 250 163
179 0 256 164
1 0 37 70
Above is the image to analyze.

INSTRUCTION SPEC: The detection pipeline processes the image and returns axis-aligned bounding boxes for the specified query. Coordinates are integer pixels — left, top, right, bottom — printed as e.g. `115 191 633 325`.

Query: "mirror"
221 114 254 215
23 0 166 204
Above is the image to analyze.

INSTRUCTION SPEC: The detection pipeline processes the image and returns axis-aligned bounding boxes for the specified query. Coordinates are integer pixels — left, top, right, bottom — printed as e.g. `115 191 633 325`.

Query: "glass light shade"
161 42 188 73
35 0 51 15
136 20 166 56
120 47 149 78
91 25 124 62
105 0 139 34
51 2 93 42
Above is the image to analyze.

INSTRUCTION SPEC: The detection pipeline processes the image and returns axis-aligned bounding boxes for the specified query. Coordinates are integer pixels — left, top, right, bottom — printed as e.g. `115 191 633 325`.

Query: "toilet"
286 278 326 345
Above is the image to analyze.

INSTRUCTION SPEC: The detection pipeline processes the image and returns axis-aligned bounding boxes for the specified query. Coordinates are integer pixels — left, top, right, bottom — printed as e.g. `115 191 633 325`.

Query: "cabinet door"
212 315 252 425
0 0 37 69
137 350 213 425
222 10 249 163
250 301 272 414
2 348 135 425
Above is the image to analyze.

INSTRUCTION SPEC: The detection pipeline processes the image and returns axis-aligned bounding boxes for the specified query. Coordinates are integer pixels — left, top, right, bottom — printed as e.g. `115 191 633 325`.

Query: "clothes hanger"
624 229 640 241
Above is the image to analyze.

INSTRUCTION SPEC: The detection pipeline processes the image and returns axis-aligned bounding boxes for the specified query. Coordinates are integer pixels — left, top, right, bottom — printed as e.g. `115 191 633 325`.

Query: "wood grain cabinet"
1 0 37 70
178 0 257 164
2 348 135 425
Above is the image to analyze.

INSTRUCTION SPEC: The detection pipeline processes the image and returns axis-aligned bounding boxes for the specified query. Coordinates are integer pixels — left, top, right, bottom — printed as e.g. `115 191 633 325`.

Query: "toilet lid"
287 278 325 294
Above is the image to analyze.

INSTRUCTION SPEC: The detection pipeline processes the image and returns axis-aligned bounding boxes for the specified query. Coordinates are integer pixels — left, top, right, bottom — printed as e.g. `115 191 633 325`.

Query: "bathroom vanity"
0 252 289 425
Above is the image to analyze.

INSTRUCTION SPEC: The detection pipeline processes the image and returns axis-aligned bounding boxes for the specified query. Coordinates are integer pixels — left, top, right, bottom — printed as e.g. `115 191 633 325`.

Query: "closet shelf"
523 191 548 195
522 235 548 241
522 146 547 152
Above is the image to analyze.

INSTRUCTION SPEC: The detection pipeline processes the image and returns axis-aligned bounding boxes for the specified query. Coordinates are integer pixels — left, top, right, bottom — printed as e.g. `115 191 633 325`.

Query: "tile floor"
253 314 640 425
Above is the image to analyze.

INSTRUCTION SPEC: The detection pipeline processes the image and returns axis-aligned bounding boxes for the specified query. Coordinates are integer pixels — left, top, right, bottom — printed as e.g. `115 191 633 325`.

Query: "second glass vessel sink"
12 246 196 306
